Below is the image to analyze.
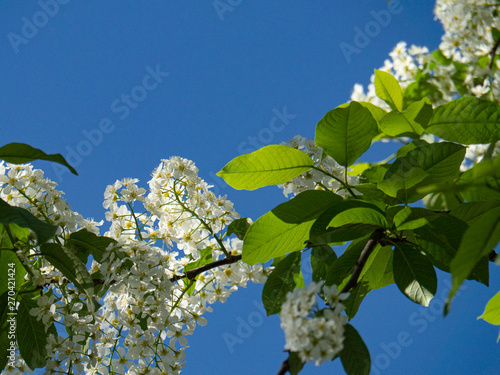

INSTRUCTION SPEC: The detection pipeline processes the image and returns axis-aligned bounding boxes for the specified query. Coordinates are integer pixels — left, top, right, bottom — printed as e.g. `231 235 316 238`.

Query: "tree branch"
276 353 290 375
170 254 242 282
92 255 243 286
340 229 384 294
489 35 500 69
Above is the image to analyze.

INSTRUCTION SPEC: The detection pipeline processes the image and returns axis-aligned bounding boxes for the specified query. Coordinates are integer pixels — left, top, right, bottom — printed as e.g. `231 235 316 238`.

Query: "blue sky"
1 1 499 374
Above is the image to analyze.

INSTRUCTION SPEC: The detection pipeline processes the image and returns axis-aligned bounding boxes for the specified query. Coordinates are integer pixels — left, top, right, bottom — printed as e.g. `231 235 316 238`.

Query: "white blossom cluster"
278 136 358 198
280 282 349 365
0 158 268 375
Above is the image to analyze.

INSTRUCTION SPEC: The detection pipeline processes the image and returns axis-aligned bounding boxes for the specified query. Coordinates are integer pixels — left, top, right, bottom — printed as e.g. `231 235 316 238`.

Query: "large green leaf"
425 97 500 144
343 245 394 319
324 239 365 287
379 98 432 137
0 142 77 175
411 214 489 285
40 243 97 312
328 207 388 229
403 80 443 108
458 163 500 202
17 295 58 369
393 207 442 231
242 190 342 264
315 101 378 167
377 141 465 202
374 70 403 111
309 200 385 245
288 351 305 375
447 205 500 312
262 252 304 316
340 323 371 375
342 282 370 321
0 198 57 244
393 243 437 306
216 145 313 190
358 245 394 289
310 245 337 283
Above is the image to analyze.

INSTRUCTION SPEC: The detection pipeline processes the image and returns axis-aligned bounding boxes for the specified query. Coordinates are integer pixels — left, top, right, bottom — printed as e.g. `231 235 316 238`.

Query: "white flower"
280 282 348 365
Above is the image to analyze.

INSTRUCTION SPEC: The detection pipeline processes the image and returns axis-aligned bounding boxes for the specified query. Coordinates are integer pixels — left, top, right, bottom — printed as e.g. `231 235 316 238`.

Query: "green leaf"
393 207 441 231
40 243 98 312
478 55 491 69
262 252 304 316
432 49 452 66
447 205 500 312
315 101 378 166
378 166 429 199
458 162 500 202
328 207 388 229
310 200 385 245
226 217 252 240
343 281 370 321
379 98 432 137
17 295 58 369
340 324 371 375
217 145 314 190
337 101 387 123
403 81 443 108
325 239 365 287
378 141 465 202
359 245 394 290
184 247 213 273
343 245 394 319
492 27 500 43
411 214 487 284
393 243 437 306
478 290 500 327
0 198 57 244
242 190 342 264
310 245 337 283
0 142 77 175
288 351 305 375
67 229 117 264
422 191 462 211
426 97 500 144
184 247 213 295
374 70 403 111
